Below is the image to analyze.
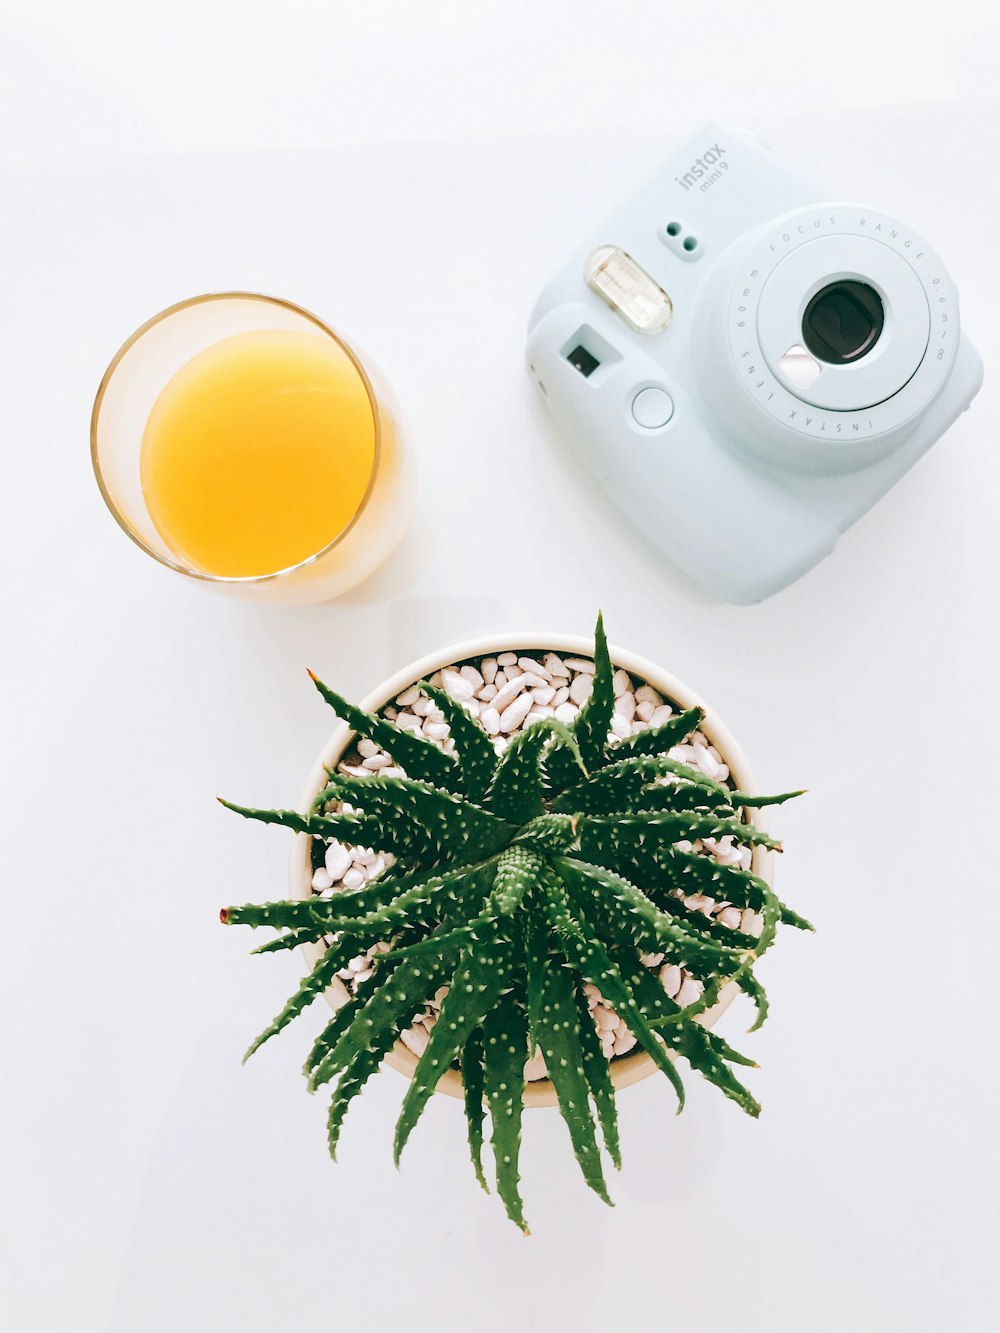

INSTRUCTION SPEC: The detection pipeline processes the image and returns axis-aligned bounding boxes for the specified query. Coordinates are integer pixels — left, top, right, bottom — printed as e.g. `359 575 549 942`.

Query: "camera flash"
585 246 673 333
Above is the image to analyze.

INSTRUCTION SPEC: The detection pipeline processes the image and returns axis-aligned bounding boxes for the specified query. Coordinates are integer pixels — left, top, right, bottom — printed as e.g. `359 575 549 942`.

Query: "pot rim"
288 630 774 1109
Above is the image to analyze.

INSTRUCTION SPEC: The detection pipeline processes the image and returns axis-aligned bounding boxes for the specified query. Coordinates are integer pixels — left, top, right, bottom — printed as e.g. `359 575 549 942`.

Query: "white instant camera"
526 123 983 603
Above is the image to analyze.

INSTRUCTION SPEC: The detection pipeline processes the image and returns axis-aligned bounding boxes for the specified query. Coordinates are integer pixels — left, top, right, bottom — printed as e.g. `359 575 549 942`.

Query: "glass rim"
90 290 385 585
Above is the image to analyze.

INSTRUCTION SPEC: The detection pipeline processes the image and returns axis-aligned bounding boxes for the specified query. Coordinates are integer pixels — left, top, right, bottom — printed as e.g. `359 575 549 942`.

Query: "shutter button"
631 386 674 429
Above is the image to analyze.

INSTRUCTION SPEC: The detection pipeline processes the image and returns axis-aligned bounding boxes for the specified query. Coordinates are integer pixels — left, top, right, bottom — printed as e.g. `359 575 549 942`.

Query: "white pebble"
381 766 407 779
660 964 682 998
551 686 569 707
460 664 484 689
594 1007 618 1032
554 702 577 724
342 868 366 890
362 753 392 770
499 693 534 732
400 1026 429 1056
639 952 665 968
478 683 498 701
411 695 433 717
347 955 368 973
442 669 474 702
569 674 593 706
610 714 632 740
613 1031 637 1057
612 668 630 698
424 721 449 740
531 685 556 705
526 707 554 723
518 656 551 680
490 676 531 714
311 867 333 891
564 658 595 673
635 685 662 705
676 976 704 1007
741 909 763 936
325 843 352 880
481 707 501 735
544 654 570 678
357 738 380 758
635 699 656 722
395 711 422 733
395 685 421 707
614 691 636 721
494 670 508 687
353 969 373 986
497 652 517 666
481 657 498 684
716 905 743 930
649 704 674 728
518 673 548 690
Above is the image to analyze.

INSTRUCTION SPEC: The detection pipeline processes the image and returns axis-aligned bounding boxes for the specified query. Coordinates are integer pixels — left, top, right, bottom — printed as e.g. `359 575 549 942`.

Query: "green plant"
220 615 810 1231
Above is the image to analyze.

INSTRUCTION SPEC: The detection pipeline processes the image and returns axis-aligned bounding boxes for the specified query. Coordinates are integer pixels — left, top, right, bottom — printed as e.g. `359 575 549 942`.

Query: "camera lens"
802 280 885 365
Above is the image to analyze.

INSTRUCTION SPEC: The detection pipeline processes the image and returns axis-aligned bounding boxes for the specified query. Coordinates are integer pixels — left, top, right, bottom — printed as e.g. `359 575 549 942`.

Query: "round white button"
631 386 674 429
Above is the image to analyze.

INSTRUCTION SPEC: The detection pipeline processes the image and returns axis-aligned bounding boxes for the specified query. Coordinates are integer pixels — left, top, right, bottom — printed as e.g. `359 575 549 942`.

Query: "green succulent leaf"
461 1030 489 1193
242 947 343 1064
735 966 770 1032
553 752 729 817
309 933 460 1094
608 706 705 759
482 994 530 1231
491 845 544 916
558 857 745 979
308 670 460 792
542 612 614 792
523 907 549 1057
487 720 582 824
394 919 515 1164
534 961 612 1204
513 812 579 855
542 872 686 1111
574 981 622 1170
572 612 615 772
315 772 513 865
416 680 498 803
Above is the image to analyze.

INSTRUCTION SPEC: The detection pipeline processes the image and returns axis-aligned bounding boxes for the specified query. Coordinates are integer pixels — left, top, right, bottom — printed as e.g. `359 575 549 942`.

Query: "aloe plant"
220 615 810 1231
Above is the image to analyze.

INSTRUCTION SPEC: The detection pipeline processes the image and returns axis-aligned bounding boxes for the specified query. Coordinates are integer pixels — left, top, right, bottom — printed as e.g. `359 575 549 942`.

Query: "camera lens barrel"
702 205 962 474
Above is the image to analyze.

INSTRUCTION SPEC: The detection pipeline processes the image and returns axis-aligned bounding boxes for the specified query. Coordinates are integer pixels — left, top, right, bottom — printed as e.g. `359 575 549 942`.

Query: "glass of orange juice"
91 293 410 602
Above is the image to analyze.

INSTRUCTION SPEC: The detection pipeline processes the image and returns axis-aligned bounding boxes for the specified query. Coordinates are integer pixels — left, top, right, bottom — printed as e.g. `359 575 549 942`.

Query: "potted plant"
220 615 810 1231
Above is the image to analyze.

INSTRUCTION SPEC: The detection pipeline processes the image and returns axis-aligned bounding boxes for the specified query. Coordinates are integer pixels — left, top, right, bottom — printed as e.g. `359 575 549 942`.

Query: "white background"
2 5 999 1332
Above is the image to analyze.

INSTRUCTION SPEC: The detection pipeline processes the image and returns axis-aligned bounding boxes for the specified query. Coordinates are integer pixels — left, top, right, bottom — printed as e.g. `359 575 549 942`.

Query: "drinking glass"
91 292 410 602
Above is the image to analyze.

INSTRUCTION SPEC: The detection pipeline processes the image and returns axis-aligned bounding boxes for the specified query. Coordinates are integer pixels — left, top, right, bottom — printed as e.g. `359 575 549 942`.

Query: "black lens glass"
802 280 885 365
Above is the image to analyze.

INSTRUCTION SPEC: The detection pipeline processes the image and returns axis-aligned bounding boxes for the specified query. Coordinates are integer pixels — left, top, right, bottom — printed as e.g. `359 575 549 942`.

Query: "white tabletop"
2 92 998 1332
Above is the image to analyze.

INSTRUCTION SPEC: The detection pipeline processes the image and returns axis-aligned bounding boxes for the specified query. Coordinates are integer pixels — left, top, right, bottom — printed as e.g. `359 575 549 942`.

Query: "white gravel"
310 647 761 1076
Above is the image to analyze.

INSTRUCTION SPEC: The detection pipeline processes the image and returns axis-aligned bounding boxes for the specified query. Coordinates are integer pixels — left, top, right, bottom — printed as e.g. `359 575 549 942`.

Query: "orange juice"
139 329 377 578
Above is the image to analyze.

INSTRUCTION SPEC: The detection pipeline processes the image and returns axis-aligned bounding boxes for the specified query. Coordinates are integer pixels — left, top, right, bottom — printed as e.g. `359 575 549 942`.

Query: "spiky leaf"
417 680 497 804
461 1030 489 1192
482 994 530 1230
535 961 612 1203
308 670 459 791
